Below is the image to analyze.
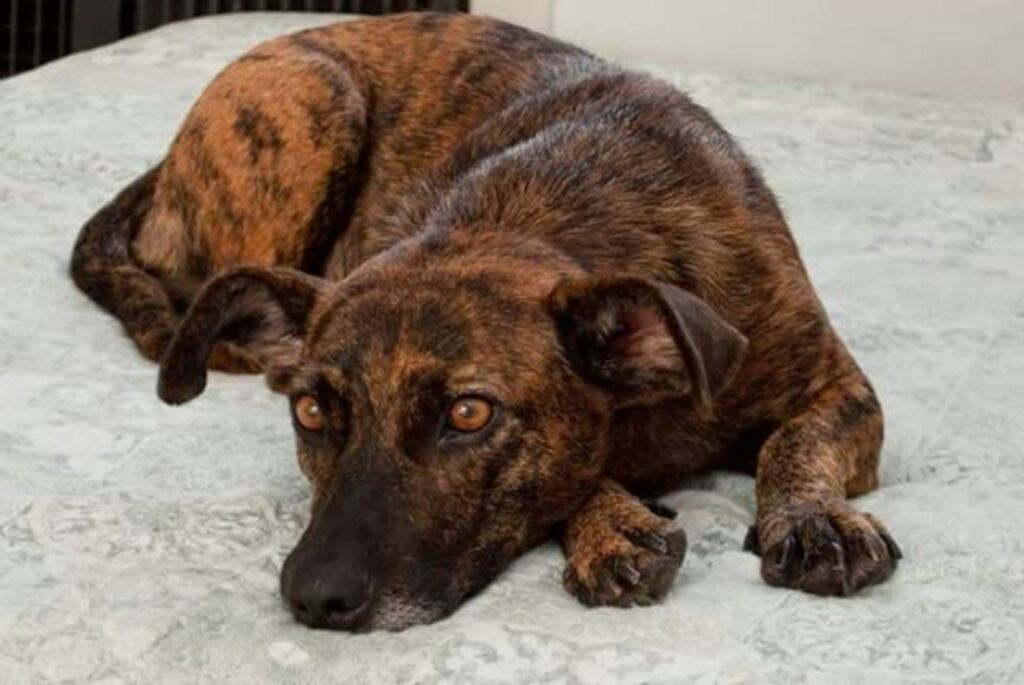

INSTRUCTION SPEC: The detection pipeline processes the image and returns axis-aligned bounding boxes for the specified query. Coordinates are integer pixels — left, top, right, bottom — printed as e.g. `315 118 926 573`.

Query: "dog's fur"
70 13 899 632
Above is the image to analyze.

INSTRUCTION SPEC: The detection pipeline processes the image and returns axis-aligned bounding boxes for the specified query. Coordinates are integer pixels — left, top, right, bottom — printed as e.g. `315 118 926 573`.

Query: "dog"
70 12 899 632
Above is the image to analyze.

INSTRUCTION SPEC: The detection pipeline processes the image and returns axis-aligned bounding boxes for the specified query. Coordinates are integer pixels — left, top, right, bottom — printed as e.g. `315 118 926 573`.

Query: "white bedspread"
1 13 1023 684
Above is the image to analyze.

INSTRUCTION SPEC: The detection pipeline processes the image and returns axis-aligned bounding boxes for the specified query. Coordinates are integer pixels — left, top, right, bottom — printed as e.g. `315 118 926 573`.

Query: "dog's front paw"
563 508 686 608
749 500 901 596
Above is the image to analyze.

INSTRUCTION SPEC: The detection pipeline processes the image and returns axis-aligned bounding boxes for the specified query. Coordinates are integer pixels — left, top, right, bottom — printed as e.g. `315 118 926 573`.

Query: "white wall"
473 0 1024 104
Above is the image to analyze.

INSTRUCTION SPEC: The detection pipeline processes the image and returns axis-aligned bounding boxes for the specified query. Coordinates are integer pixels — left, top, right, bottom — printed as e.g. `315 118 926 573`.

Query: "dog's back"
75 14 803 376
70 15 572 361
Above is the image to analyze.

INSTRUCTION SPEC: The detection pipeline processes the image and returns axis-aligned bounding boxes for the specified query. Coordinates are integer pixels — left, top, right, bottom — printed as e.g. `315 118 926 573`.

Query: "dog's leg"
560 479 686 607
71 166 182 363
71 170 263 373
749 366 901 595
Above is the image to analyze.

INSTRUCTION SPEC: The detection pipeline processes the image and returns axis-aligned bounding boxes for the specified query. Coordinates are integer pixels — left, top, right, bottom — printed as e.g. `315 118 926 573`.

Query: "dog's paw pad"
757 501 899 596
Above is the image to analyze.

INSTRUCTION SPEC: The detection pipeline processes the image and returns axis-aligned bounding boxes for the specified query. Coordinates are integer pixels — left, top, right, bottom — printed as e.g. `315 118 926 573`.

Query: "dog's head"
157 235 745 631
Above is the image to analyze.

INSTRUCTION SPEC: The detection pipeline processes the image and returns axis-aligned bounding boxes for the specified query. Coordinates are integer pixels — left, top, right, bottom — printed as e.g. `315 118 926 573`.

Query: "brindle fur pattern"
71 13 898 631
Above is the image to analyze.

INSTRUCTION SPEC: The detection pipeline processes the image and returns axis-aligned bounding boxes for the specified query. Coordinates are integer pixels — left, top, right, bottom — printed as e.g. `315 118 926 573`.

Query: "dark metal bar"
58 0 67 57
71 0 121 51
9 0 17 76
33 0 42 67
0 0 467 78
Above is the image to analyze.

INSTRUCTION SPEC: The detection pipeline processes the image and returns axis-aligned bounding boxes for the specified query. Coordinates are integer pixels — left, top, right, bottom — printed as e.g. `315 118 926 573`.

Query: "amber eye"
294 395 325 431
447 396 494 433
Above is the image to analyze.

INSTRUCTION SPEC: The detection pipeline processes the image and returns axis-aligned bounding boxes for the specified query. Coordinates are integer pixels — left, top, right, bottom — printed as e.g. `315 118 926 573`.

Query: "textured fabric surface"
1 13 1023 684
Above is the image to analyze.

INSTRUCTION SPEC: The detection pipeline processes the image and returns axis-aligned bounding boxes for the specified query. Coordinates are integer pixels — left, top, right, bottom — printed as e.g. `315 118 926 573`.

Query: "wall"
473 0 1024 104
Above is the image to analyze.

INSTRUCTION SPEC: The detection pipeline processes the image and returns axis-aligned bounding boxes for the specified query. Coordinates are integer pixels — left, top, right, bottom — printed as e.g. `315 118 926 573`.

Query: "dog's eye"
294 395 325 431
446 396 493 433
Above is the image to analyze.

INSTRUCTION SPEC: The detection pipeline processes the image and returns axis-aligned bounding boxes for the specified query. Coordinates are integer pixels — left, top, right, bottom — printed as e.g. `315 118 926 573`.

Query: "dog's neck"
344 113 691 293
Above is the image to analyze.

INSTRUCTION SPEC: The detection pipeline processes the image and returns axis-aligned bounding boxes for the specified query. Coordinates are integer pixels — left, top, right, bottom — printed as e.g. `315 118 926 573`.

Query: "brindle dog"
70 13 900 631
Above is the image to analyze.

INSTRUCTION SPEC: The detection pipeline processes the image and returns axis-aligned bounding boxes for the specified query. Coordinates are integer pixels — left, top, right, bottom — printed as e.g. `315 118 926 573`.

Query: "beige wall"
472 0 553 35
473 0 1024 104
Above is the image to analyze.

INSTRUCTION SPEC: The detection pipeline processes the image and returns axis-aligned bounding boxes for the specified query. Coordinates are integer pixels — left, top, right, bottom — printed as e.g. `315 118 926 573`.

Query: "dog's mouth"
282 582 451 633
359 591 450 632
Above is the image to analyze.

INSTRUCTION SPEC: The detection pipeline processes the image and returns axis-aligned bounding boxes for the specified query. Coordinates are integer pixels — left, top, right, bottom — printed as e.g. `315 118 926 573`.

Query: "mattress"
1 12 1023 684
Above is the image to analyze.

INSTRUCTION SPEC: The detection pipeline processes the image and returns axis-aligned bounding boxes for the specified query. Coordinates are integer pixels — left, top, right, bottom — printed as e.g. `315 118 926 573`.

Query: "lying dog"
70 13 899 632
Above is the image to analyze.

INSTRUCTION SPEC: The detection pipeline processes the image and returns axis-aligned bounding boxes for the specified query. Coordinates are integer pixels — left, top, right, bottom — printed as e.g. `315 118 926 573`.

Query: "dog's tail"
70 165 180 362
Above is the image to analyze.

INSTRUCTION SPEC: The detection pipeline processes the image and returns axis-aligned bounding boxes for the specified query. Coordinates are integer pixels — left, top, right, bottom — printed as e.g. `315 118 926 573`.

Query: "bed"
1 13 1022 684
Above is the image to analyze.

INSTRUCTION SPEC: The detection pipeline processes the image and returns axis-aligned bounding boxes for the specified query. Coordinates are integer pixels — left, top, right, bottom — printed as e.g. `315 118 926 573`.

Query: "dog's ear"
548 277 747 413
157 266 328 405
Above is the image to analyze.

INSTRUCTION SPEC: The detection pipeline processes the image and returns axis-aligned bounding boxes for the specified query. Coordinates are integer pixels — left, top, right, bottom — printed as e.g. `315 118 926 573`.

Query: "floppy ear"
157 266 328 405
548 277 747 413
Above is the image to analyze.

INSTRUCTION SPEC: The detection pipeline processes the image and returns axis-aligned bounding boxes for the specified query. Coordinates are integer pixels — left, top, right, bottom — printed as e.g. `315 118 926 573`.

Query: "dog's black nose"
286 561 373 631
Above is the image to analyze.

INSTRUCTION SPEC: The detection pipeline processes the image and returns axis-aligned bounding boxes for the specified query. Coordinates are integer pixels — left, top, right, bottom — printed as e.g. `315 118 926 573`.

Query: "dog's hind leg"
72 32 370 372
70 165 181 363
748 358 901 596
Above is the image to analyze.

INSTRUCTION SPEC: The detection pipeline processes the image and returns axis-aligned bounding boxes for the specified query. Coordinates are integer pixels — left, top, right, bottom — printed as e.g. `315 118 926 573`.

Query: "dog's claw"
880 530 903 563
642 499 678 520
615 558 642 586
630 530 669 554
743 524 760 555
772 534 796 571
829 541 852 596
826 540 845 571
